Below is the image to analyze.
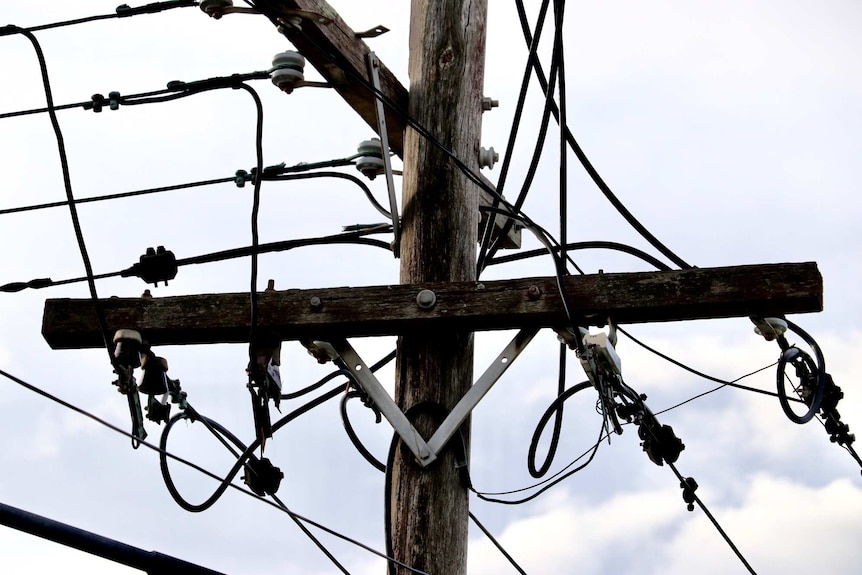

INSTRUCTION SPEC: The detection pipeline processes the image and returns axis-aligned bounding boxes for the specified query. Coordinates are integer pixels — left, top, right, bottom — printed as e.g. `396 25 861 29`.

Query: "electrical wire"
0 177 235 216
486 239 673 271
468 511 529 575
666 460 757 574
0 366 423 574
510 0 692 271
6 1 197 34
618 327 807 403
5 26 115 364
477 0 551 273
1 231 392 293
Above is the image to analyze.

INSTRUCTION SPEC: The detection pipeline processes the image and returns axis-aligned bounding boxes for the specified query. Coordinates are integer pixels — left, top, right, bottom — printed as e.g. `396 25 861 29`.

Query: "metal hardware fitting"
366 51 401 257
314 327 539 466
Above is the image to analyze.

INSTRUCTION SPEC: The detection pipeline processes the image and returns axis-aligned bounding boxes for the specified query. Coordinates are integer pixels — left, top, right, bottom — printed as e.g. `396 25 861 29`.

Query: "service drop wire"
8 1 197 34
3 26 115 363
0 368 407 575
610 378 757 574
477 0 551 271
1 231 392 294
511 0 691 271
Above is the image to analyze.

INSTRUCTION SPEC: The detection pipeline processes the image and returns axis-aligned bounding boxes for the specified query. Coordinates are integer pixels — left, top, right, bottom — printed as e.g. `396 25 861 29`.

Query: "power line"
0 365 427 575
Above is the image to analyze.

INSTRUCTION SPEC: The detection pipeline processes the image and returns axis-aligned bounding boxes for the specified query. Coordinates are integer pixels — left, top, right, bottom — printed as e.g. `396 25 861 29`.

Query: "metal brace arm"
314 327 539 467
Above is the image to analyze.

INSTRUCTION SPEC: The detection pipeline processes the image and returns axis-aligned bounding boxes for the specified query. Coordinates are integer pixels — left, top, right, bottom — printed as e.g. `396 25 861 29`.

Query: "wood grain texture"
42 263 823 349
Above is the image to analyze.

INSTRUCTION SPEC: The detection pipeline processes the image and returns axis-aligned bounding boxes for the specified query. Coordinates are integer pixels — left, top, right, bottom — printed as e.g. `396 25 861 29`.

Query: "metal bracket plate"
318 327 539 467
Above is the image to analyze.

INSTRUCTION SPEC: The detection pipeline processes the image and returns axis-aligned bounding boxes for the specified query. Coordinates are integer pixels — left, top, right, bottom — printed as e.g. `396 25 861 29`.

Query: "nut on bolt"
416 289 436 309
527 285 541 300
309 296 323 310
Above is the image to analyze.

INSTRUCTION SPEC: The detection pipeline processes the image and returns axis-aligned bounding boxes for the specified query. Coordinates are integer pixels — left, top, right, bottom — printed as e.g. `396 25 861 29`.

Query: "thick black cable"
269 172 391 219
6 26 114 364
234 83 265 366
486 239 673 271
7 1 197 34
477 0 551 272
555 0 568 273
510 0 691 270
776 319 827 424
528 344 568 477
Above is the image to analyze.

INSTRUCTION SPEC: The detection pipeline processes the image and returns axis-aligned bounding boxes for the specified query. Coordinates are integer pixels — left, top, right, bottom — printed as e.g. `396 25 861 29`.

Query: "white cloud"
469 474 862 574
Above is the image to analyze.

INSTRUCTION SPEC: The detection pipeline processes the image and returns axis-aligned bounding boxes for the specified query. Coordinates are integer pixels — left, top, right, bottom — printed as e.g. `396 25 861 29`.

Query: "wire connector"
121 246 178 287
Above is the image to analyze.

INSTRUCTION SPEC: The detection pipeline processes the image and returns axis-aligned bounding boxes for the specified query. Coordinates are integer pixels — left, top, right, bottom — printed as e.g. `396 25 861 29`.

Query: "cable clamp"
680 477 698 512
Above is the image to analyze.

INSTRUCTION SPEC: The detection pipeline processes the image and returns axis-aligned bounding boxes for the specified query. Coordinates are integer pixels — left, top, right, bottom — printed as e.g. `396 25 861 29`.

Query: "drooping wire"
554 0 568 274
5 26 114 363
237 82 265 365
508 0 691 270
618 327 807 403
477 0 551 273
0 366 425 574
485 239 673 271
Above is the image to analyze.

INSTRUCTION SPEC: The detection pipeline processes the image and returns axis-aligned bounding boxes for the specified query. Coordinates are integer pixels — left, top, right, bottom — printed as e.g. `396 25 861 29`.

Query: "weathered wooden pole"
390 1 488 573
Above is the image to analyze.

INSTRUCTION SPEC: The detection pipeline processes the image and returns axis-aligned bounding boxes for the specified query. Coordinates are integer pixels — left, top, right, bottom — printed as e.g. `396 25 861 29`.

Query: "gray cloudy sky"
1 1 861 574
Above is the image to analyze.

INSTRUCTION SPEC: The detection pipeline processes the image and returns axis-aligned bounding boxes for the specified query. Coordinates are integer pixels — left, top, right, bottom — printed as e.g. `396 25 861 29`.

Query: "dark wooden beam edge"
41 263 821 349
267 1 521 249
270 0 408 154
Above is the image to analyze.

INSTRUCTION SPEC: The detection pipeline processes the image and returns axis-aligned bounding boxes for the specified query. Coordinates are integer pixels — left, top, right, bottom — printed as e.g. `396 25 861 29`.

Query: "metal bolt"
419 449 431 460
265 279 276 292
482 96 499 111
141 289 152 299
527 285 541 300
309 296 322 310
416 289 436 309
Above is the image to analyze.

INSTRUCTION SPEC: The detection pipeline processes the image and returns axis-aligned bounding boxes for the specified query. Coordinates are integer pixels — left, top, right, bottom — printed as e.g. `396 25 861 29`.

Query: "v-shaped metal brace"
313 327 539 467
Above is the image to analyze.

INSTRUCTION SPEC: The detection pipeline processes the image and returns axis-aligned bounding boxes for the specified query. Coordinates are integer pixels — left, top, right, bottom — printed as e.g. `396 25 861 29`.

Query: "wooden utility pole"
391 2 487 573
39 2 827 573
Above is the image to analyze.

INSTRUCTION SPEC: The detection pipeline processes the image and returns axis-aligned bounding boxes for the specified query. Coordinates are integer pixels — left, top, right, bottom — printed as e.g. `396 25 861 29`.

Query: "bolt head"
416 289 436 309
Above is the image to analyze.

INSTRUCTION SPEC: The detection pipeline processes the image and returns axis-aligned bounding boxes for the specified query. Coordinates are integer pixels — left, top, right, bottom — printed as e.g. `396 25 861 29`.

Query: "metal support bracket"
366 51 401 257
315 327 539 467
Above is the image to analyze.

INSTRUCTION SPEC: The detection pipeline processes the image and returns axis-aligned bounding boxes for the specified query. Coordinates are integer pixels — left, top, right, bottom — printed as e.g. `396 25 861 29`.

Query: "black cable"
527 344 569 477
6 1 197 34
510 0 690 270
477 0 551 272
653 362 778 416
0 366 412 573
2 232 391 293
0 177 234 216
486 239 673 271
268 172 391 219
5 26 115 364
775 319 826 424
234 83 265 367
555 0 568 274
618 327 806 403
468 511 529 575
666 461 757 574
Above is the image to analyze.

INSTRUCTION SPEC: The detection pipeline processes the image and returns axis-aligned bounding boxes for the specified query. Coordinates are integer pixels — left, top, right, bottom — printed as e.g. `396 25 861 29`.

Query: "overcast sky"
1 1 861 574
